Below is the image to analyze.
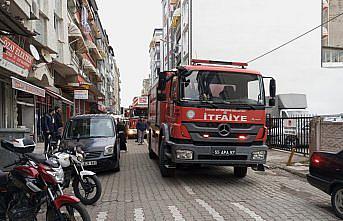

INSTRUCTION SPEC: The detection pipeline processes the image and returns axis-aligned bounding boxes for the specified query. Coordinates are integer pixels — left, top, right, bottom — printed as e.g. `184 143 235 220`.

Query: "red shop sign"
2 37 34 72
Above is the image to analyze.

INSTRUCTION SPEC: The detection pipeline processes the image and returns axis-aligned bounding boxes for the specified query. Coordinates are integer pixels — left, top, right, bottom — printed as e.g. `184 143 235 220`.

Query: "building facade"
0 0 121 141
149 28 162 86
160 0 189 72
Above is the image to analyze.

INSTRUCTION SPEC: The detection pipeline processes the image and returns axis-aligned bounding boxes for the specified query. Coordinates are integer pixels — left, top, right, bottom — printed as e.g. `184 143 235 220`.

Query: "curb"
266 163 308 178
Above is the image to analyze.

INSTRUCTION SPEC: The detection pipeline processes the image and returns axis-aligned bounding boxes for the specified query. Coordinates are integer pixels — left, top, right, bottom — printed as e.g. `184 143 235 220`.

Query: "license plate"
83 161 97 166
213 149 236 156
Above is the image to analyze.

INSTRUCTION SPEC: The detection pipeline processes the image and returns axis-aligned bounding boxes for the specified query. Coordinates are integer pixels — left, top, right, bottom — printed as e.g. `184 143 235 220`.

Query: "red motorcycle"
0 138 90 221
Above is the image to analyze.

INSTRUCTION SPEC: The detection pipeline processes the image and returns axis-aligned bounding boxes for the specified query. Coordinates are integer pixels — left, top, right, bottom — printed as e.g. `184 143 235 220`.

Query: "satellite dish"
41 49 53 63
30 44 40 61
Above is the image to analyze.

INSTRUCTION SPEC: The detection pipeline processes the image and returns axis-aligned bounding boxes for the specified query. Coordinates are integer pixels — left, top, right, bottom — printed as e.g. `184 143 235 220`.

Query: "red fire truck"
148 59 276 177
127 96 149 138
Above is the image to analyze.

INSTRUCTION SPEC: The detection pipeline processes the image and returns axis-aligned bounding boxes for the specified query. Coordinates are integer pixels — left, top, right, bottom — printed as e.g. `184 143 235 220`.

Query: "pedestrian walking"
136 117 147 145
54 106 63 140
42 108 55 153
117 120 127 151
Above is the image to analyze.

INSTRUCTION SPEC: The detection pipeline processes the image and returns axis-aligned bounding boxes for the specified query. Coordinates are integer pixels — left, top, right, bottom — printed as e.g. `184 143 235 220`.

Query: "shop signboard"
74 90 88 100
0 37 34 77
11 77 45 97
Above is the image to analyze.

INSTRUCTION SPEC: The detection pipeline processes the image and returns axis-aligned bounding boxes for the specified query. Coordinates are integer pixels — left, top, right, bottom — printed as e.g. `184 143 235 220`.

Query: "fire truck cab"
127 96 149 138
148 59 276 177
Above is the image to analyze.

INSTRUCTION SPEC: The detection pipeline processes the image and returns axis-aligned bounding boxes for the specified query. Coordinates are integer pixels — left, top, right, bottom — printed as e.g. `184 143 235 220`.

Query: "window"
65 118 114 139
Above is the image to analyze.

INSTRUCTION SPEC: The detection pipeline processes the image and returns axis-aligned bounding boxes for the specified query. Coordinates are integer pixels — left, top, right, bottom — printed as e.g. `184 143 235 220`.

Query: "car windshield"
180 70 265 105
66 118 114 139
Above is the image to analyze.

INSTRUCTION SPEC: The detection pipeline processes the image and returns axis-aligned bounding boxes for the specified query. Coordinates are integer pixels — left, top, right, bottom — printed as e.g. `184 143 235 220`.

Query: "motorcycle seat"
26 153 47 164
26 153 60 168
0 171 8 187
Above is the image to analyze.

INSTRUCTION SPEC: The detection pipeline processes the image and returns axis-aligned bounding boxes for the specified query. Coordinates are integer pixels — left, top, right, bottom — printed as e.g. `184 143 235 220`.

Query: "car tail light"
311 153 321 166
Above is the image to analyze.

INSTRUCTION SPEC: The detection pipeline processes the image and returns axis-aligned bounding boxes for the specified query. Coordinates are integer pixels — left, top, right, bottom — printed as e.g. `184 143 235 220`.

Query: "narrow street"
79 140 340 221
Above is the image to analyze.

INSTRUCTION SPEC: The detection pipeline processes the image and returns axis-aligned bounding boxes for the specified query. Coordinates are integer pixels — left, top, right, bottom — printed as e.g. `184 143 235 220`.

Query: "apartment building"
149 28 162 86
0 0 121 141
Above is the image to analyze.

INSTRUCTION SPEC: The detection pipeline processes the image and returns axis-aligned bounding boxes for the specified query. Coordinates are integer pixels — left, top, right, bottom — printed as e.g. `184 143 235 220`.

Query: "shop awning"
171 8 181 28
0 7 35 36
11 77 45 97
46 89 74 105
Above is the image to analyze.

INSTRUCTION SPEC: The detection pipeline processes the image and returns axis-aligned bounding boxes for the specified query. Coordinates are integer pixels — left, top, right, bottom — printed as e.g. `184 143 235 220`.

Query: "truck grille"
182 122 263 143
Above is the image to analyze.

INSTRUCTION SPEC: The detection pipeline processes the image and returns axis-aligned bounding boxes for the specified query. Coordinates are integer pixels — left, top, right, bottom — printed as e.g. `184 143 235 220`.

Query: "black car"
61 114 120 172
307 150 343 219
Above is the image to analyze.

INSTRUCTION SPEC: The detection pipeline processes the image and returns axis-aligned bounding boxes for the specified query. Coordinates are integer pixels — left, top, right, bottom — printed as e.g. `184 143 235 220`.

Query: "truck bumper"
166 141 267 166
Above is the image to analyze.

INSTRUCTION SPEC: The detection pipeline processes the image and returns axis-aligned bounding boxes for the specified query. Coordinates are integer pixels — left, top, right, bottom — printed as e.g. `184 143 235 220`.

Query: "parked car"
61 114 120 172
307 150 343 219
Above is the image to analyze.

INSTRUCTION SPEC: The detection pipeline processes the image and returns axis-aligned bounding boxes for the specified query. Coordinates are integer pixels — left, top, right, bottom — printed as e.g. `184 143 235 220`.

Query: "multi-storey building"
149 28 162 86
0 0 121 142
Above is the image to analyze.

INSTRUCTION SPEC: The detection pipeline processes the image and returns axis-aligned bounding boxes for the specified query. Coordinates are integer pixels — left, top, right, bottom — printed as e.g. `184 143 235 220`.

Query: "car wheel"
331 186 343 219
234 166 247 178
159 140 175 177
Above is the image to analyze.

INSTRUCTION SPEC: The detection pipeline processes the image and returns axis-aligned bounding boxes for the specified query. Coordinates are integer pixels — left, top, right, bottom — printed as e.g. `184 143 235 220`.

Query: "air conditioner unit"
30 0 39 20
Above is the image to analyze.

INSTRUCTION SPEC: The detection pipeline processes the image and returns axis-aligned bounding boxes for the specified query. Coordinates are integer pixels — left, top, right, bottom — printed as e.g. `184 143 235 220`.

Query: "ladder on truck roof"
191 59 248 69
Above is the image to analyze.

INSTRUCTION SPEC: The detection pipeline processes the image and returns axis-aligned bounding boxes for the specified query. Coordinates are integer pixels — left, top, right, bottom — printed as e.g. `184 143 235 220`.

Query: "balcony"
85 40 103 61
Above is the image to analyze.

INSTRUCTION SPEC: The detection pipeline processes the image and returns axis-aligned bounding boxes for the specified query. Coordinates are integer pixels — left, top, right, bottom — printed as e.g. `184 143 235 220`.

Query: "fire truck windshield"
180 71 265 106
131 109 148 117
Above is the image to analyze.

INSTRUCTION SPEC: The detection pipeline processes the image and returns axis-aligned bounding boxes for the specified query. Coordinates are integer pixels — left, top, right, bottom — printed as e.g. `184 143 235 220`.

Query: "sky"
98 0 343 114
97 1 162 108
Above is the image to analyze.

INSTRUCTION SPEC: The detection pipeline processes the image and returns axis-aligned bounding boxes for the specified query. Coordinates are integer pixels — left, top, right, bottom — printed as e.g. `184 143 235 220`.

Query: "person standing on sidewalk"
42 108 55 153
54 106 63 141
136 117 147 145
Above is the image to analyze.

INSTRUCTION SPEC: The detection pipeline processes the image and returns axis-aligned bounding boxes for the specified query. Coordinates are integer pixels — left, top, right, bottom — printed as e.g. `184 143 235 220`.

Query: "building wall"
310 117 343 154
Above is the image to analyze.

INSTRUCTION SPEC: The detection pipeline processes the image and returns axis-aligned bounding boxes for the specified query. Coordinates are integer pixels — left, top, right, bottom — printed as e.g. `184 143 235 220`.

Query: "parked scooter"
0 138 91 221
53 146 102 205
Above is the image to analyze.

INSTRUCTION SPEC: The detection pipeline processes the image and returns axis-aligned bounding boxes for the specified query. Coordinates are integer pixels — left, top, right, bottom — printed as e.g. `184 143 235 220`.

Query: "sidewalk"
267 148 309 178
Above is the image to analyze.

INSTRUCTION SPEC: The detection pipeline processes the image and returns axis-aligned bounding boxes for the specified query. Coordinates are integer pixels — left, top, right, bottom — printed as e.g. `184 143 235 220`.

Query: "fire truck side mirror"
158 72 167 90
269 78 276 98
269 98 275 107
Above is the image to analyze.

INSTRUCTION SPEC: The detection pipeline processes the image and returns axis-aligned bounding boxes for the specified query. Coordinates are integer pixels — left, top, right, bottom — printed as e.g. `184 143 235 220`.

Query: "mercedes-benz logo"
218 124 231 137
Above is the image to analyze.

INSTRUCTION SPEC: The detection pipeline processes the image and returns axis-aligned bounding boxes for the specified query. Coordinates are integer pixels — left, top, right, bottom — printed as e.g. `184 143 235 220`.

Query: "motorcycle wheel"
46 202 90 221
72 175 102 205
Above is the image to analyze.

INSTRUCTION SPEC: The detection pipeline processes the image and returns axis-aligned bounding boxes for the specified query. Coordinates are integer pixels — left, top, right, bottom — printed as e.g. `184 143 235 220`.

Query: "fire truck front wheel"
234 166 248 178
159 141 175 177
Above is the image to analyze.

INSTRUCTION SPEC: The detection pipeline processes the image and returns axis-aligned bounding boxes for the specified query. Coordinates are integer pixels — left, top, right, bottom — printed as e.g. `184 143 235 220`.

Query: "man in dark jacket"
136 117 147 144
54 106 63 140
42 108 55 153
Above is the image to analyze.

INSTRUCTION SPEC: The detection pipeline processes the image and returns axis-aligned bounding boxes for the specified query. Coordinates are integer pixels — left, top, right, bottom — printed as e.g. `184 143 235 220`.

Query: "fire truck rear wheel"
234 166 248 178
159 141 175 177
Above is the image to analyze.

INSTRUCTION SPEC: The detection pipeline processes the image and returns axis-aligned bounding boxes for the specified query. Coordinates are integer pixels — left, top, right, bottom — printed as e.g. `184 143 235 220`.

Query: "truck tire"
159 140 175 177
331 185 343 219
148 131 157 159
234 166 248 178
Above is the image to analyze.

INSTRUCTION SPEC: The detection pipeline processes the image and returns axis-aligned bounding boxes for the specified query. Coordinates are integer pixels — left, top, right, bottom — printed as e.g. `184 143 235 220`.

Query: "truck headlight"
251 151 267 160
104 145 114 156
176 150 193 160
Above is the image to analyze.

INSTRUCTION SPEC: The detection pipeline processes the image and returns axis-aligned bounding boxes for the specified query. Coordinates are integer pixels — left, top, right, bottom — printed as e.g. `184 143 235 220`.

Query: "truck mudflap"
165 140 268 168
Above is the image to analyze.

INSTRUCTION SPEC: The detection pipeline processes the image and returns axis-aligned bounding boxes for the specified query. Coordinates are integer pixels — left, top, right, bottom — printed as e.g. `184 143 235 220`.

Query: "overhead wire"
247 11 343 63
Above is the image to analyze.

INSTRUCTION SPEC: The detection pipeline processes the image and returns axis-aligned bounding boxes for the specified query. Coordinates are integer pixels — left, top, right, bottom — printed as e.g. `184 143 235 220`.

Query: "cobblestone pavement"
44 140 340 220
